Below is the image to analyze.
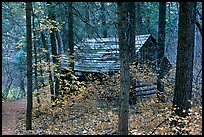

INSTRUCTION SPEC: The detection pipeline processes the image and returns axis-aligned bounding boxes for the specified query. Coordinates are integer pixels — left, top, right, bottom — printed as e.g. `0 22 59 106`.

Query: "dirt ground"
2 99 26 135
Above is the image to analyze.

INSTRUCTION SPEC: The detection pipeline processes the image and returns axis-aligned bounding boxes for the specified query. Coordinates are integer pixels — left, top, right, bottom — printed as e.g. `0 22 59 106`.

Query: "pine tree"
173 2 196 117
26 2 33 130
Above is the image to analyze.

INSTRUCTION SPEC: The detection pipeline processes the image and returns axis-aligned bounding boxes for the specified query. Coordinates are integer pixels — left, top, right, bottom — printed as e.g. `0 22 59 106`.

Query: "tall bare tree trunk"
61 11 68 54
32 7 41 112
48 2 60 101
117 2 130 135
85 3 90 38
56 32 62 55
100 2 108 38
157 2 166 102
127 2 136 105
68 2 74 73
136 2 144 35
127 2 136 63
173 2 196 117
26 2 32 130
41 32 55 103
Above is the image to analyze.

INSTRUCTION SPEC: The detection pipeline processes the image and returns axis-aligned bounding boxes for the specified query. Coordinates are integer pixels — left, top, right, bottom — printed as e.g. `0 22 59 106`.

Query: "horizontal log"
75 47 119 50
135 84 156 88
134 89 157 96
75 60 119 63
135 85 157 92
74 67 120 73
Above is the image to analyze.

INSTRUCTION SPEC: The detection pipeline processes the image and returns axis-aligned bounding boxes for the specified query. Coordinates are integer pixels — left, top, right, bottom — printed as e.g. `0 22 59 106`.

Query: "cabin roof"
73 34 157 73
75 34 153 51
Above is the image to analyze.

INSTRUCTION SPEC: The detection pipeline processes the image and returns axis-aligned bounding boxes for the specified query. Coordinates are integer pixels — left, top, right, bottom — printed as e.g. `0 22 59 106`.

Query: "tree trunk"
19 70 25 97
127 2 136 104
167 2 172 49
56 31 62 55
41 32 55 103
85 3 90 38
32 8 41 111
136 2 144 35
146 16 151 34
195 9 202 35
117 2 130 135
68 2 74 73
127 2 136 63
100 2 108 38
173 2 196 117
38 56 44 88
158 2 166 62
48 2 60 101
157 2 166 102
37 38 45 88
26 2 32 130
61 12 68 54
56 31 62 70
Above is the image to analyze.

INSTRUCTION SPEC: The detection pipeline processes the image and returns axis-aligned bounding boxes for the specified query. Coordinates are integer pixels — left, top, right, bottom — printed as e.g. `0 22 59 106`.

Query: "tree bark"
100 2 108 38
127 2 136 104
195 10 202 35
61 10 68 54
127 2 136 63
117 2 130 135
173 2 196 117
48 2 60 101
38 56 44 88
41 31 55 103
157 2 166 102
19 70 25 97
68 2 74 73
158 2 166 62
26 2 32 130
56 31 62 55
32 8 41 111
136 2 144 35
85 3 90 38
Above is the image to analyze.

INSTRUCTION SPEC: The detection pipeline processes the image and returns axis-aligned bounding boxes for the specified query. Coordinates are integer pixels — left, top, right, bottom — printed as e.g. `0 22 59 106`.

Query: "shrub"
2 87 24 100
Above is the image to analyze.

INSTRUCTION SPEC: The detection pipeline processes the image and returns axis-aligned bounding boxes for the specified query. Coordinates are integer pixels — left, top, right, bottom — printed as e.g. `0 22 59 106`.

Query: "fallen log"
134 89 158 96
135 85 157 92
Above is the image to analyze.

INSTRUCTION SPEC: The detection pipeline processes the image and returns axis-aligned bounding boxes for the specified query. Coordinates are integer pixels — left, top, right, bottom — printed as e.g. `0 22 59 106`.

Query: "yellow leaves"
55 72 61 78
71 74 78 80
42 49 48 53
36 16 61 32
131 129 145 135
15 43 23 49
76 81 81 86
35 9 44 14
48 24 55 30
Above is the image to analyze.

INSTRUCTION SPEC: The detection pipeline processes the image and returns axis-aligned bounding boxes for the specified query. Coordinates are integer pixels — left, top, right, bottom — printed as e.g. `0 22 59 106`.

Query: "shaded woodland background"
2 2 202 135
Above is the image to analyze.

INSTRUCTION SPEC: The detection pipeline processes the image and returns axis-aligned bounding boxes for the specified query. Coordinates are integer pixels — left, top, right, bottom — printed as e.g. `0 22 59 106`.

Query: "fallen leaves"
14 62 202 135
14 96 202 135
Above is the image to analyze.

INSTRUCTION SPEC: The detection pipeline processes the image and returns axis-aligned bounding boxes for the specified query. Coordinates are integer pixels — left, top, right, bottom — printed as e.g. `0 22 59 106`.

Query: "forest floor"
1 96 202 135
2 99 26 135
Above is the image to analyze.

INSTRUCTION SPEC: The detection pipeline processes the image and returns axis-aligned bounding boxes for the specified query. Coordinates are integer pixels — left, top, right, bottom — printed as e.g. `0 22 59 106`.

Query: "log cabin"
73 34 171 74
61 34 172 101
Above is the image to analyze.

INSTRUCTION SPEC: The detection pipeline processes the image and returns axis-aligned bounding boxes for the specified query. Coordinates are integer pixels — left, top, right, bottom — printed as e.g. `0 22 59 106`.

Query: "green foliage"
2 87 24 100
2 2 26 34
2 87 8 99
12 46 27 69
144 2 159 38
